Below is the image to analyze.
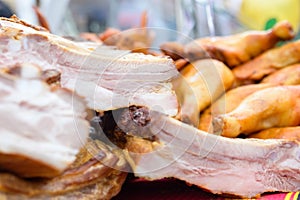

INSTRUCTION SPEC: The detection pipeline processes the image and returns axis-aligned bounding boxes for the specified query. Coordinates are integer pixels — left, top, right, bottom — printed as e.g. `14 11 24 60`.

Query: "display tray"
113 175 299 200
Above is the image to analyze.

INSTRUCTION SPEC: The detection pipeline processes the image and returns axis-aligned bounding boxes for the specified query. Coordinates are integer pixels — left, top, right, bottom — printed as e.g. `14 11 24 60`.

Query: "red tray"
113 176 299 200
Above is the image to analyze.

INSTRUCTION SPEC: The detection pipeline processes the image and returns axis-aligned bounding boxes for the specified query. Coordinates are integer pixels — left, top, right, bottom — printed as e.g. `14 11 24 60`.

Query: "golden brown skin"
184 21 295 67
213 85 300 138
160 41 185 60
233 40 300 83
261 63 300 85
249 127 300 141
174 59 235 126
199 83 274 132
174 58 189 71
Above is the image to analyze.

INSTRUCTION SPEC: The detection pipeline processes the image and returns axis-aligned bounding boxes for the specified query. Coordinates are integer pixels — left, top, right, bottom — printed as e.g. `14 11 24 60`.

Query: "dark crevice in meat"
90 106 155 149
118 106 154 139
41 69 61 85
89 110 125 148
128 106 151 126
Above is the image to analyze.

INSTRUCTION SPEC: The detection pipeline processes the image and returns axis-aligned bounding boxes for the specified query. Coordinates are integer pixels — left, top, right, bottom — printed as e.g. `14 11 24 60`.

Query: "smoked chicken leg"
160 21 294 65
249 127 300 141
199 83 274 132
233 40 300 83
174 59 234 126
213 85 300 137
184 21 294 67
201 70 300 132
261 63 300 85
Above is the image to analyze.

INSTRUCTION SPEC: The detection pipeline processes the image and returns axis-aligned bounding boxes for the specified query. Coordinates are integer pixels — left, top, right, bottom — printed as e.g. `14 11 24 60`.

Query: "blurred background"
1 0 299 40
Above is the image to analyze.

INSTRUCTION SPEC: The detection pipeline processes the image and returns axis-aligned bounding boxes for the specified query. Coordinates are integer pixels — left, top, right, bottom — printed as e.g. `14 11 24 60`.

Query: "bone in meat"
123 111 300 198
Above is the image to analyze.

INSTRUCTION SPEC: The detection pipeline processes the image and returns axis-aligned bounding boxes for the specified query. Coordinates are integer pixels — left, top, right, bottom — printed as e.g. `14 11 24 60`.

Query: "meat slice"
0 139 128 199
0 16 178 115
0 66 89 178
122 111 300 198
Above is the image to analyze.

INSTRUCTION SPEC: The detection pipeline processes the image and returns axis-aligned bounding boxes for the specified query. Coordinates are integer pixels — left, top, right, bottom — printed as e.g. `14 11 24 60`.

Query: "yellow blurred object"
238 0 300 31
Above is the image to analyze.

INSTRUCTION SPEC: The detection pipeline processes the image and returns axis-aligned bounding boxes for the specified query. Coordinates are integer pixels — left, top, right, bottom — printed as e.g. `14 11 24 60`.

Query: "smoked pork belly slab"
0 16 178 115
0 69 89 178
0 139 128 199
123 111 300 198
